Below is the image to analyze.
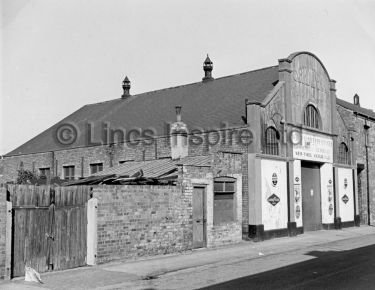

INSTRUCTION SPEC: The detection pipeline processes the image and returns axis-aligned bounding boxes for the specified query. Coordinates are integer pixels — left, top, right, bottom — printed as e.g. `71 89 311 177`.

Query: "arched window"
265 127 279 155
338 142 350 164
304 104 320 129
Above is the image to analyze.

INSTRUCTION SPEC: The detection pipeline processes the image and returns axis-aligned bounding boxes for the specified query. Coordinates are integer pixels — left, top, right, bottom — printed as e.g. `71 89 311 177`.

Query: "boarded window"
214 178 236 225
264 127 279 156
338 142 349 164
90 163 103 174
63 165 75 180
304 104 320 129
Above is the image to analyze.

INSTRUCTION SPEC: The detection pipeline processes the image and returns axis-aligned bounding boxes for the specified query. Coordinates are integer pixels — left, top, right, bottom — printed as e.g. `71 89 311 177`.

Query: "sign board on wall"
293 130 333 163
261 159 288 231
293 160 303 228
320 163 334 224
337 168 354 222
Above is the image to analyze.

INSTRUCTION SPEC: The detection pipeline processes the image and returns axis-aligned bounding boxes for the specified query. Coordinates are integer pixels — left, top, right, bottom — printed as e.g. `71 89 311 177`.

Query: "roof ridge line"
85 65 279 107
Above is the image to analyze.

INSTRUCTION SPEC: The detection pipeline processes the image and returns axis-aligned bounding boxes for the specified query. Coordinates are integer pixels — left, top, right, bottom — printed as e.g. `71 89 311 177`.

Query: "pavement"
1 226 375 290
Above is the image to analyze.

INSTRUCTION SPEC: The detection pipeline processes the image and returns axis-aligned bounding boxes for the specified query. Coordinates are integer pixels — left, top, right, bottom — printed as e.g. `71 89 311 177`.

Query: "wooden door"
192 186 206 248
301 163 322 231
12 207 50 277
10 185 89 278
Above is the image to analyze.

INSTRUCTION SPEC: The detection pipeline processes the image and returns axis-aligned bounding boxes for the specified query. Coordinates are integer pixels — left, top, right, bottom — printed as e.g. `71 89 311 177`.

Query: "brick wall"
93 184 193 264
0 188 7 279
337 105 375 224
207 223 242 246
2 128 250 234
182 163 243 247
0 152 53 183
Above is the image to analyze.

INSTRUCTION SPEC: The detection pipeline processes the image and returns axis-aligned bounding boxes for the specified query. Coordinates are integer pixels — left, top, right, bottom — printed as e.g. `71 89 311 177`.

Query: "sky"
1 0 375 155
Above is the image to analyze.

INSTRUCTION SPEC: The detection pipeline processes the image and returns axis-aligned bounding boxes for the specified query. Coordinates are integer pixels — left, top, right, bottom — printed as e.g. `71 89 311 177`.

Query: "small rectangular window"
90 163 103 174
39 167 51 177
63 165 75 180
214 181 224 192
213 179 236 225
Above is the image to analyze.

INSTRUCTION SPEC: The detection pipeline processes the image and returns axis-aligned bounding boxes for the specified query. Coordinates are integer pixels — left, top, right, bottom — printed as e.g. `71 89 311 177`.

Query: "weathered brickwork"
207 223 242 246
93 184 193 264
337 105 375 224
0 152 53 183
1 128 251 234
181 158 243 247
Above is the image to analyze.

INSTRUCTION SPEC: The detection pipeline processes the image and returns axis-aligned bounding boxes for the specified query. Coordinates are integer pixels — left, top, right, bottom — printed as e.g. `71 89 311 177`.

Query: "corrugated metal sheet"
93 158 177 179
65 155 216 185
177 155 212 167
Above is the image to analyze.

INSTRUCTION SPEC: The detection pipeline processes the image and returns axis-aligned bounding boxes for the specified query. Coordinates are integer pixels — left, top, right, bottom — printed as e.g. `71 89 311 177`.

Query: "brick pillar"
248 154 264 241
87 197 98 265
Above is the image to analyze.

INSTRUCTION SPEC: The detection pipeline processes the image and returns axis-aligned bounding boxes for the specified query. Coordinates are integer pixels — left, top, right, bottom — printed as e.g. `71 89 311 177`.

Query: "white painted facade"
261 159 288 231
320 163 335 224
337 168 355 222
87 197 98 265
293 160 303 228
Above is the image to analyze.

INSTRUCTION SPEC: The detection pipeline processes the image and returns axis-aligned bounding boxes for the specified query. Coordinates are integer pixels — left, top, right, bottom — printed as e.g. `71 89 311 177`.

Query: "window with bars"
338 142 350 164
63 165 75 180
214 177 236 225
304 104 320 129
90 163 103 174
264 127 279 156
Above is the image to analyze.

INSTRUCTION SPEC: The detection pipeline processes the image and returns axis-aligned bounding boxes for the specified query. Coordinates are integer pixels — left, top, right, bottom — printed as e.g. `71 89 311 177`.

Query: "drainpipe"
50 151 55 184
364 119 370 225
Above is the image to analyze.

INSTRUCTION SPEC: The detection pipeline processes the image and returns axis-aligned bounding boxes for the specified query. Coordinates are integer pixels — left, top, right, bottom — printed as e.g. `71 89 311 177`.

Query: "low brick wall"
93 185 193 264
207 223 242 247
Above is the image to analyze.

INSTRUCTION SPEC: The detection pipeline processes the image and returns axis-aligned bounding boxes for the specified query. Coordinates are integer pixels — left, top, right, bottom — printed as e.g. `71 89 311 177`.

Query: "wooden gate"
8 185 91 278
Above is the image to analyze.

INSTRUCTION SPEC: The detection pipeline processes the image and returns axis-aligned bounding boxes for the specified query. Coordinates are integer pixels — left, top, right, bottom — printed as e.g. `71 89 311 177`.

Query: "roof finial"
202 54 213 82
121 76 131 99
353 93 360 106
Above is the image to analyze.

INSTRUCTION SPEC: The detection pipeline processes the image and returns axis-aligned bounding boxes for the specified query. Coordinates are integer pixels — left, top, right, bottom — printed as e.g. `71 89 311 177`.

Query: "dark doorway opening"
301 161 322 231
357 164 365 224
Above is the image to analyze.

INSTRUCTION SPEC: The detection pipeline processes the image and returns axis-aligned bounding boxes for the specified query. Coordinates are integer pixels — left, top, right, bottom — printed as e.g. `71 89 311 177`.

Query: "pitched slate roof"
6 65 279 156
336 98 375 120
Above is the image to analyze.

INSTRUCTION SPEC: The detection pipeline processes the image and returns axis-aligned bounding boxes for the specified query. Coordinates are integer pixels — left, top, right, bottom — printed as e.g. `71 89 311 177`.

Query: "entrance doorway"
192 186 206 248
301 162 322 231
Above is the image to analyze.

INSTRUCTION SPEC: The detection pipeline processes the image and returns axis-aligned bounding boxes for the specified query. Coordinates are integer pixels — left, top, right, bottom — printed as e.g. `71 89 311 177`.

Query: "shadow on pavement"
199 244 375 290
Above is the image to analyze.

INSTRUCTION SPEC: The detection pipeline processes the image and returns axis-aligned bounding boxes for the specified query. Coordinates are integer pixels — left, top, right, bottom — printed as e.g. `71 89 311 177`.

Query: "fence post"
0 187 12 280
87 197 98 265
5 200 12 279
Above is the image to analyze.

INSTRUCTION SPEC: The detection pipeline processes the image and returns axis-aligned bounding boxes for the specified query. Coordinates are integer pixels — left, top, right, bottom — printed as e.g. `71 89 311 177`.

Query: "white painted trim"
87 198 98 265
5 201 12 279
320 163 334 224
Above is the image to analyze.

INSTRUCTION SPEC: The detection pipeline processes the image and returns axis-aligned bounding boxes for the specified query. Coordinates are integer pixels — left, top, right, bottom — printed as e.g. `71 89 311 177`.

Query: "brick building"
1 51 375 242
